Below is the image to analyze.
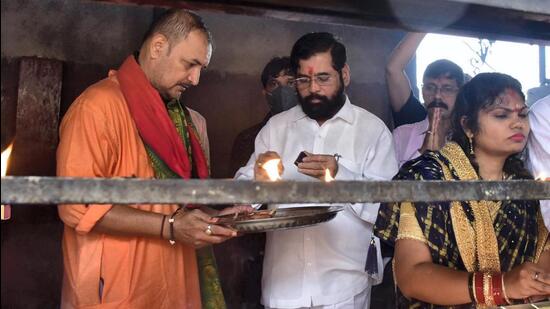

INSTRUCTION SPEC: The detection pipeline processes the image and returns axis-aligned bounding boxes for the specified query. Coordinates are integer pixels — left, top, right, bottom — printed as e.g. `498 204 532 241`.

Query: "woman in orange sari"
375 72 550 308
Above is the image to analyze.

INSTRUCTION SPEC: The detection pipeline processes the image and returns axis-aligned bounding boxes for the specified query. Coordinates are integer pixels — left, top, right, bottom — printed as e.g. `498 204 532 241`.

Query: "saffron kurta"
57 70 209 308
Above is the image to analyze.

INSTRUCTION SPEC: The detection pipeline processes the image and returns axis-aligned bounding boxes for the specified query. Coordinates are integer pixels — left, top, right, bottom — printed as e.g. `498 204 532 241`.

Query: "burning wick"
1 143 13 220
324 168 334 182
261 159 282 181
1 144 13 176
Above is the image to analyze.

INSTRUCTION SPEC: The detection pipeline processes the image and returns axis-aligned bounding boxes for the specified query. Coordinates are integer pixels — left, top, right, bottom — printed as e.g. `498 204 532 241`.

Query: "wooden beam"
10 57 62 176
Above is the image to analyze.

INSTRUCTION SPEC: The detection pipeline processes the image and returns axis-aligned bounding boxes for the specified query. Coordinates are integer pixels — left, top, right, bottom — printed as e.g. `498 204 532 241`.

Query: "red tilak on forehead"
504 88 521 100
307 67 314 75
493 89 525 111
506 89 526 112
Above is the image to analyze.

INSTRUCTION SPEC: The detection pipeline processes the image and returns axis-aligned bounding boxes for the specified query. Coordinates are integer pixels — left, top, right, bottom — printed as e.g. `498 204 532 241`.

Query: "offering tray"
216 206 344 233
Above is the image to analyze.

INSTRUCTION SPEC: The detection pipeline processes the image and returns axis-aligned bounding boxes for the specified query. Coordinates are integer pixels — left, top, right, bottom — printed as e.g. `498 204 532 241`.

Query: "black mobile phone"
294 151 308 166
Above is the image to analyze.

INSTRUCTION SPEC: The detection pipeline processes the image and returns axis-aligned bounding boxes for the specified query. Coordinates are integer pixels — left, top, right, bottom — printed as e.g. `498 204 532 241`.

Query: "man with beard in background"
387 33 465 167
235 32 398 309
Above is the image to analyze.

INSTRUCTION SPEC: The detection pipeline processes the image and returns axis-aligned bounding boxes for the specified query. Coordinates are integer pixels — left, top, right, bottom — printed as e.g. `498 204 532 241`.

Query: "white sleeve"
342 126 399 224
527 98 550 229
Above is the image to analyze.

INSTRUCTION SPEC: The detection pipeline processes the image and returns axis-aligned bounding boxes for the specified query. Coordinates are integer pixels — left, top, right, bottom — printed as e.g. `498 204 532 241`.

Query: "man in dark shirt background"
230 56 298 174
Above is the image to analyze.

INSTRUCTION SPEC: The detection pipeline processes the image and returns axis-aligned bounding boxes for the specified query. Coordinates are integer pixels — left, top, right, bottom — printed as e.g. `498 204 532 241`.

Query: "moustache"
426 100 449 110
304 94 328 103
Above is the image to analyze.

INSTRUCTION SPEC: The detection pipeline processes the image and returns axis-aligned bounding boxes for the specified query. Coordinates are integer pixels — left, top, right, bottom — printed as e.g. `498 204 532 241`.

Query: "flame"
261 159 281 181
324 168 334 182
1 144 13 220
536 172 549 181
1 144 13 177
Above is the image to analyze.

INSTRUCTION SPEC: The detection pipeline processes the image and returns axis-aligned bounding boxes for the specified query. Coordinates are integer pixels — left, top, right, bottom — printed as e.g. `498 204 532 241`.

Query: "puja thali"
216 206 344 233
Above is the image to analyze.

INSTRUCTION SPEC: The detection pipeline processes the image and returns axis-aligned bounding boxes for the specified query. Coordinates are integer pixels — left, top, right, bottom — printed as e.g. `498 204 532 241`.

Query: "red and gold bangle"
483 272 496 307
491 272 508 306
474 272 485 305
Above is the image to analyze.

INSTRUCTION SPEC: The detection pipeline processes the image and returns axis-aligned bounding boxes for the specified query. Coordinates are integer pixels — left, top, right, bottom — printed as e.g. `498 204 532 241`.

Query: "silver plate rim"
221 206 344 233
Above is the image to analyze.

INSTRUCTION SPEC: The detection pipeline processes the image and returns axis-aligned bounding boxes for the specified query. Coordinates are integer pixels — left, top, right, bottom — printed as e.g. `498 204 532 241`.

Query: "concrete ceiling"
96 0 550 43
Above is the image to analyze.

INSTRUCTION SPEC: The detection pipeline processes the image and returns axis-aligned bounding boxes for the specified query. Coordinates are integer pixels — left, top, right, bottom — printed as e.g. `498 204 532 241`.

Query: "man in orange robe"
57 9 248 308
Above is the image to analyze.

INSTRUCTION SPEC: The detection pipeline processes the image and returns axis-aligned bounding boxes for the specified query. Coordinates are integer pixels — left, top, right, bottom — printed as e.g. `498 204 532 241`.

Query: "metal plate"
218 206 344 233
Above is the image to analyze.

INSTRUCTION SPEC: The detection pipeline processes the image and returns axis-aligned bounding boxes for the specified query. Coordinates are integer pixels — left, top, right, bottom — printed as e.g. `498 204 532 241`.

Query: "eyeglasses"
295 73 337 90
422 84 459 97
266 77 296 92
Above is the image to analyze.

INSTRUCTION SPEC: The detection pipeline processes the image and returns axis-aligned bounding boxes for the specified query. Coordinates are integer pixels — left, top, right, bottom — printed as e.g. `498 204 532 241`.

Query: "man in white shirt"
527 94 550 230
235 32 398 309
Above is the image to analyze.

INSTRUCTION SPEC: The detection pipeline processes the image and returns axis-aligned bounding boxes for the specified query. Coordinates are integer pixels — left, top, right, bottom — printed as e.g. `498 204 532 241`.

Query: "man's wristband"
168 207 183 245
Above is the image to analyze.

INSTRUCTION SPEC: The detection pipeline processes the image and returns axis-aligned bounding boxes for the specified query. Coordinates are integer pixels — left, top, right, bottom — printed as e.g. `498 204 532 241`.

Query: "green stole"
145 99 226 309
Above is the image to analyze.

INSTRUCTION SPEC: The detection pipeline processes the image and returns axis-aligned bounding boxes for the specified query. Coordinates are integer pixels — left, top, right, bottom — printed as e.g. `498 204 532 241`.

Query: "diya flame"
261 158 334 182
261 158 282 181
1 143 13 220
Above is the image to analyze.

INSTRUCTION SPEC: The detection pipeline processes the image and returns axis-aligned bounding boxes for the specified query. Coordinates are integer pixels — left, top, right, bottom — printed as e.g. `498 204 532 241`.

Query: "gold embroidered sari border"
535 212 549 260
397 202 428 244
439 142 500 272
433 155 477 272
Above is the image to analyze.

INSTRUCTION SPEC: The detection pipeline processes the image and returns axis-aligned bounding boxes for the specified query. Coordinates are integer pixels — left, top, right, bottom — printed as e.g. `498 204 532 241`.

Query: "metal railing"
1 176 549 205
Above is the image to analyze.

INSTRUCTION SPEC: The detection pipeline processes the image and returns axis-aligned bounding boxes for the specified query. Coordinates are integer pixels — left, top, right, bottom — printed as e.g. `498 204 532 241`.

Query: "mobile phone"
294 151 308 166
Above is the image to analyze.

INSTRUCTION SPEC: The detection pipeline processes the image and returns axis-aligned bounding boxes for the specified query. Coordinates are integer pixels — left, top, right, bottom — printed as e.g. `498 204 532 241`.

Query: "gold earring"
468 136 474 155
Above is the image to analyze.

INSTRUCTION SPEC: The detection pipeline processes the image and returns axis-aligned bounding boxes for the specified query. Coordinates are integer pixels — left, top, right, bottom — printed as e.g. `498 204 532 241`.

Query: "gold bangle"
471 272 478 304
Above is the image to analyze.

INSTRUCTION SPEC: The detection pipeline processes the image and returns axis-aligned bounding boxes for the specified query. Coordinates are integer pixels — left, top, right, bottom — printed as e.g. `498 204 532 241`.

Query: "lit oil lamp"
1 143 13 220
261 158 282 181
324 168 334 182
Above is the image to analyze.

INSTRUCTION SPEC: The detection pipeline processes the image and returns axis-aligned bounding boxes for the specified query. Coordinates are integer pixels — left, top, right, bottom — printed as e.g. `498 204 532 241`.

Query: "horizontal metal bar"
1 176 549 205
